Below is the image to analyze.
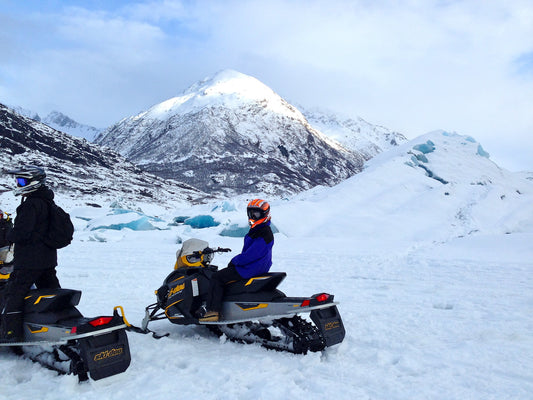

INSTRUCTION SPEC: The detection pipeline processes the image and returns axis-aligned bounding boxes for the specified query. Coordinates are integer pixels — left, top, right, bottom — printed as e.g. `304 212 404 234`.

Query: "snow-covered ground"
1 131 532 399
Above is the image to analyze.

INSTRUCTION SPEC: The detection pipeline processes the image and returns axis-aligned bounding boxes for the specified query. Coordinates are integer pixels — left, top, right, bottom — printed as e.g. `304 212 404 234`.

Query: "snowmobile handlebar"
193 247 232 256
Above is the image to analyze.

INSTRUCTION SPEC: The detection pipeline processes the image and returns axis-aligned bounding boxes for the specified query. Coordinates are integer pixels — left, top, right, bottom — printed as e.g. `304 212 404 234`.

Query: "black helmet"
7 165 47 196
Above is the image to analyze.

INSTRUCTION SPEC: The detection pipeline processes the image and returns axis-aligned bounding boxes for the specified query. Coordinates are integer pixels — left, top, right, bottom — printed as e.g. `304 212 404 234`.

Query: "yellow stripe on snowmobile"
0 272 10 280
244 276 270 286
237 303 268 311
28 326 49 334
33 295 56 305
165 299 184 319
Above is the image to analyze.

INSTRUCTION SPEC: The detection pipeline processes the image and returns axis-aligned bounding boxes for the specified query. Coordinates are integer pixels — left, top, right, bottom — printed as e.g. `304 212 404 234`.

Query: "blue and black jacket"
230 221 274 279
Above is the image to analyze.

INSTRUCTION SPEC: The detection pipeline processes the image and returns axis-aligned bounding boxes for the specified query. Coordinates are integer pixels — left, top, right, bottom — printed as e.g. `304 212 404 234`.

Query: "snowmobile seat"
24 288 82 313
224 272 286 296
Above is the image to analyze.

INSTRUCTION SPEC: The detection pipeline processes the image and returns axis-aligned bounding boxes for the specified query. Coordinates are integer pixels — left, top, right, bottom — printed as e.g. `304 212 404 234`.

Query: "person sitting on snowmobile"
0 166 61 342
200 199 274 322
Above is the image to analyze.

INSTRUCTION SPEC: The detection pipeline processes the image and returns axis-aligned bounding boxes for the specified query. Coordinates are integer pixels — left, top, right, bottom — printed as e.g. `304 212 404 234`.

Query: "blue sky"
1 0 532 171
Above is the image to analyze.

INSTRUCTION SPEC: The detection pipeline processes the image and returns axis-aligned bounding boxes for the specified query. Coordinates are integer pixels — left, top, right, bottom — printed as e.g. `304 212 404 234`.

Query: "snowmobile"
0 282 131 382
139 239 345 354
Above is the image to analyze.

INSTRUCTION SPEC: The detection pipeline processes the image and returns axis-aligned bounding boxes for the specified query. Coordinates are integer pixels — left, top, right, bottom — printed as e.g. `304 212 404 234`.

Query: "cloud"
0 0 532 170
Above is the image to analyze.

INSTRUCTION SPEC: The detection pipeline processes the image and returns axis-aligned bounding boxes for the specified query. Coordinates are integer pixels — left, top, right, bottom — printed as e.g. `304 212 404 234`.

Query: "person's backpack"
44 200 74 249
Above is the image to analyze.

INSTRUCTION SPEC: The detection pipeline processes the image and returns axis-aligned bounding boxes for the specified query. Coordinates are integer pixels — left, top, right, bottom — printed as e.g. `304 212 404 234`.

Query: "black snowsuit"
0 215 12 248
1 186 60 340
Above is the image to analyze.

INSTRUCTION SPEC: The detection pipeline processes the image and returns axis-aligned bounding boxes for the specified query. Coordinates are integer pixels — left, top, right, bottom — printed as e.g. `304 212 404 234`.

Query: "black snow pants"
206 264 242 313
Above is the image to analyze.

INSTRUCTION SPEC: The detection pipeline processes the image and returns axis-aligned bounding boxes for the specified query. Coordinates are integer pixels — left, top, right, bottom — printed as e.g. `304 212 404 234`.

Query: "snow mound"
273 130 533 243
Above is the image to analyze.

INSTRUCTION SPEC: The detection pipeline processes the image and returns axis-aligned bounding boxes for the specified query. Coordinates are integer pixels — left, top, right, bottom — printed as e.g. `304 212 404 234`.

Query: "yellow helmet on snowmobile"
174 238 214 269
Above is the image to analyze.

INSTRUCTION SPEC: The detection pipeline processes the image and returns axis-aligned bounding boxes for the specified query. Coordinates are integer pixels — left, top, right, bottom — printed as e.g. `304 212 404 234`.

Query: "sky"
1 0 532 171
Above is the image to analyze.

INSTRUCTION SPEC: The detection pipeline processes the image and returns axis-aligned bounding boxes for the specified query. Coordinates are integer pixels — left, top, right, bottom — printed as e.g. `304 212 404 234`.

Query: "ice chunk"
415 153 429 163
220 224 249 237
184 215 220 229
88 210 166 231
169 216 190 226
91 216 162 231
211 201 237 212
413 140 435 154
220 223 279 237
477 144 490 158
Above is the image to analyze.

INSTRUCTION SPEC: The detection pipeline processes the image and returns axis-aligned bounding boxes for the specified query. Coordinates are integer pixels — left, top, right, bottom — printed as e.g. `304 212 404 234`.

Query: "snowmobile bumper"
310 304 345 347
76 312 131 381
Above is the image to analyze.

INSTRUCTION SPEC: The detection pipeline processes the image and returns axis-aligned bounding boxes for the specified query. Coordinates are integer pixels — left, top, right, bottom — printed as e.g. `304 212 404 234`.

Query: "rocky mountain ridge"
96 70 406 196
0 103 208 205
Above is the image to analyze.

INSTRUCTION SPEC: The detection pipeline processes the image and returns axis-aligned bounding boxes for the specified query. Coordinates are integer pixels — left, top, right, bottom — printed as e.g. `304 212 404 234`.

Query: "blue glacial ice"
88 210 166 231
169 216 190 226
477 144 490 158
219 224 250 237
220 223 279 237
413 140 436 154
211 201 237 212
184 215 220 229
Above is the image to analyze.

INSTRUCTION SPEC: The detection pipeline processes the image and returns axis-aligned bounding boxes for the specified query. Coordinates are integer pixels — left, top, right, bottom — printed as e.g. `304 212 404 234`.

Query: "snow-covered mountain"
96 70 373 197
0 103 209 207
7 106 102 141
42 111 102 142
300 106 408 159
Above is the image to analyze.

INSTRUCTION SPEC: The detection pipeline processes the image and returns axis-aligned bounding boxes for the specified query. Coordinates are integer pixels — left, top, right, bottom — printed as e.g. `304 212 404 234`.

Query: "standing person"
201 199 274 322
0 209 13 248
0 209 14 271
0 166 60 342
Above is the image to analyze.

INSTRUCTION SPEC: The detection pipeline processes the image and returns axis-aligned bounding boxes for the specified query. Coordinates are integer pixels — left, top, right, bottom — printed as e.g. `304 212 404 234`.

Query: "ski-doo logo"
168 283 186 298
325 321 340 331
94 347 124 362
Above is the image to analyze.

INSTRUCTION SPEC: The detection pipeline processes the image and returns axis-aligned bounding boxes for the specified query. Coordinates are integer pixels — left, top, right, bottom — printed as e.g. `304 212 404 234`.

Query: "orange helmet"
247 199 271 228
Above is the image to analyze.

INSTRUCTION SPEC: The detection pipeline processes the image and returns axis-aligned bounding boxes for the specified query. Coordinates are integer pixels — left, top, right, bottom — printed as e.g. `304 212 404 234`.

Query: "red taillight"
316 293 330 302
88 316 113 327
71 326 77 334
300 299 310 307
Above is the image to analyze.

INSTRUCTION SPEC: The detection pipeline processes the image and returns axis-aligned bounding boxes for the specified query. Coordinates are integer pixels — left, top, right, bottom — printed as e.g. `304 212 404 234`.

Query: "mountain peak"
186 69 275 100
44 111 79 128
97 70 368 196
143 69 302 123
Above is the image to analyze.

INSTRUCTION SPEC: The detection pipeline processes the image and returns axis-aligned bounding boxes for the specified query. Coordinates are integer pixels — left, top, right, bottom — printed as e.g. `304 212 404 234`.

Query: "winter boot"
199 310 219 322
0 312 23 343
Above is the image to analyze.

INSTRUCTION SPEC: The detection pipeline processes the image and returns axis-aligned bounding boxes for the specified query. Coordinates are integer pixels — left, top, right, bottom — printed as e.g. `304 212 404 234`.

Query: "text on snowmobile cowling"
93 347 124 361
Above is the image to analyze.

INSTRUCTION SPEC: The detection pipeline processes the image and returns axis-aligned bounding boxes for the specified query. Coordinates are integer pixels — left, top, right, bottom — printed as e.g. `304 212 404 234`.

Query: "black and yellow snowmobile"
140 239 345 354
0 258 131 382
